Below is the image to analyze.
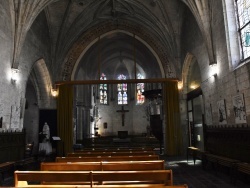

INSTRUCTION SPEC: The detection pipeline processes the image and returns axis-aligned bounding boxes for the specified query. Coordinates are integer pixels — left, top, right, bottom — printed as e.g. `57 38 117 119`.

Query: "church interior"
1 0 250 187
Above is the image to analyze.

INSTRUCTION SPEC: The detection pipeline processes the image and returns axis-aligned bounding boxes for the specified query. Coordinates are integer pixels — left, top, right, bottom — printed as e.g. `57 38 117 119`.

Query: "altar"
118 131 128 139
113 131 130 143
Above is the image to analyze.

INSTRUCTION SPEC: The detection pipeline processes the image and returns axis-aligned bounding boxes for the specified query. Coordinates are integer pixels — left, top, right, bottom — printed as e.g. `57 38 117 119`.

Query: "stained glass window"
117 74 127 105
100 73 108 104
136 73 145 105
235 0 250 59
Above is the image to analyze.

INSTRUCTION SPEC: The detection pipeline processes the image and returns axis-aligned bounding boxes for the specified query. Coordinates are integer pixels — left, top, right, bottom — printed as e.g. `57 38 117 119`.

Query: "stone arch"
29 59 55 108
71 30 165 80
59 20 177 81
182 52 197 94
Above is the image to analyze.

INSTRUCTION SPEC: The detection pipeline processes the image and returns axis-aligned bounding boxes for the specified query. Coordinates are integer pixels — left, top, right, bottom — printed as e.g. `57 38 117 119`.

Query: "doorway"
187 87 204 151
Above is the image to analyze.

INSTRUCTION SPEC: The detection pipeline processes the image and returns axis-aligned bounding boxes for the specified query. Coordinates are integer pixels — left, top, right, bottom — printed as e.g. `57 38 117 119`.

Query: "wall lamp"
209 63 217 77
11 68 19 83
178 81 183 90
51 88 58 97
202 63 218 83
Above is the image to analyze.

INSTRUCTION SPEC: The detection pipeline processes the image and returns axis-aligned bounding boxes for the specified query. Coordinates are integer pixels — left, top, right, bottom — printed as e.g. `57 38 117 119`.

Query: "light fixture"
51 88 58 97
178 81 183 90
190 83 199 90
209 63 217 77
11 68 19 83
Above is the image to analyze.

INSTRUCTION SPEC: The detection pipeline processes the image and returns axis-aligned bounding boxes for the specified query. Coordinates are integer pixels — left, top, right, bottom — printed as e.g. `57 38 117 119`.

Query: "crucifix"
116 106 129 126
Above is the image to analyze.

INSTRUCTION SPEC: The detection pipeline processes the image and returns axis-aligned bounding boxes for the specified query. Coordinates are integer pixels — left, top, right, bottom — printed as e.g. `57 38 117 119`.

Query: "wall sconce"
190 84 198 90
177 81 183 90
51 88 58 97
11 68 19 83
209 63 217 77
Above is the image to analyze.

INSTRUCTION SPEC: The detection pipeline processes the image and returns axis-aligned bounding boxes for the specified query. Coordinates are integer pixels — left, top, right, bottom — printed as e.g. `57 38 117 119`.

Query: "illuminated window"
100 73 108 104
235 0 250 59
117 74 127 105
136 73 145 105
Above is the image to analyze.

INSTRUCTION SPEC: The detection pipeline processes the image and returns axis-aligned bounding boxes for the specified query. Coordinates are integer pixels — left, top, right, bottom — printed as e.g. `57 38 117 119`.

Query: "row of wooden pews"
14 147 188 188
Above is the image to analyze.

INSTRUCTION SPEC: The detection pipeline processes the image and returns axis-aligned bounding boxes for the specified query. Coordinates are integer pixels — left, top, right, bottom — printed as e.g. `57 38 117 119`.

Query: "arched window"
136 73 145 105
235 0 250 59
100 73 108 104
117 74 127 105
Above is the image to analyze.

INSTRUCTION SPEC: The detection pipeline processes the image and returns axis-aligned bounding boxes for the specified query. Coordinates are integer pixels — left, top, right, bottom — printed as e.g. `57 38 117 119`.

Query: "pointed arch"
71 30 165 81
29 59 55 108
182 52 197 94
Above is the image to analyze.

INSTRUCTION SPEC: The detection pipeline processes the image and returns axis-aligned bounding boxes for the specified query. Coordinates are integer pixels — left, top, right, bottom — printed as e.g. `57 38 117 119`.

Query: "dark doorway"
39 109 57 148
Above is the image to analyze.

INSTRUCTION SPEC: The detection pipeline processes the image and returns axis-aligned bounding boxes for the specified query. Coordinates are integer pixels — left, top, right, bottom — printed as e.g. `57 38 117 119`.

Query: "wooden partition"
204 126 250 163
0 130 25 163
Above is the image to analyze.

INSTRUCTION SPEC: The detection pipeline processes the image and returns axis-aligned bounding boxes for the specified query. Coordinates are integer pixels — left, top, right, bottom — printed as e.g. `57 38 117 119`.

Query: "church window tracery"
235 0 250 59
100 73 108 104
117 74 127 105
136 73 145 105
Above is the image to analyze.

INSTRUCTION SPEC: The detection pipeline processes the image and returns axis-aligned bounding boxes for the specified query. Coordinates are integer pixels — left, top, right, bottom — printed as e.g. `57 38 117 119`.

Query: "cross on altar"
116 106 129 126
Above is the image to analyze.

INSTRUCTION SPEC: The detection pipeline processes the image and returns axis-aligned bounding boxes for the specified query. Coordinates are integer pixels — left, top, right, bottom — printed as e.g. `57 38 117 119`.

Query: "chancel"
1 0 250 187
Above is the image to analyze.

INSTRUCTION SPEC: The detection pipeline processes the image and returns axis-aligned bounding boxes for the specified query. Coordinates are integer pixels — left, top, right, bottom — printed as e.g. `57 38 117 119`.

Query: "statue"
42 122 50 141
39 122 52 155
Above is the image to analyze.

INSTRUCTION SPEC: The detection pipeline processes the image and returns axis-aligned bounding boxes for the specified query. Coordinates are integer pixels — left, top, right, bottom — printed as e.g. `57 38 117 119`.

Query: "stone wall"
180 0 250 127
0 1 52 152
98 101 148 137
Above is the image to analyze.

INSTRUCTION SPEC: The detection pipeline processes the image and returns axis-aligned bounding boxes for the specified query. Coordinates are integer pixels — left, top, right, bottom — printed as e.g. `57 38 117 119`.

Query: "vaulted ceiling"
11 0 214 82
43 0 186 81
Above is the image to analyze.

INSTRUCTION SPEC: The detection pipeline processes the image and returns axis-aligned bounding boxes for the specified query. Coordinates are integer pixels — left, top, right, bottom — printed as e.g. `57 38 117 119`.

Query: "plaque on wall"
217 99 227 125
232 93 247 124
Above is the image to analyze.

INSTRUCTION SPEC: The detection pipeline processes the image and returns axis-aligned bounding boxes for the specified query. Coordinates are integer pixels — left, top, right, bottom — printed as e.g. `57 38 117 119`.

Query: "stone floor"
161 155 250 188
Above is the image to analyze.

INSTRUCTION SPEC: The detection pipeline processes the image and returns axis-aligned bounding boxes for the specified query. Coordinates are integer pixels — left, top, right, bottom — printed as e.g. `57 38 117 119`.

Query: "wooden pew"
102 161 164 171
72 150 156 154
56 155 159 162
15 170 173 187
41 160 165 171
67 151 156 157
91 170 172 185
0 161 15 185
74 148 155 152
233 162 250 183
14 184 188 188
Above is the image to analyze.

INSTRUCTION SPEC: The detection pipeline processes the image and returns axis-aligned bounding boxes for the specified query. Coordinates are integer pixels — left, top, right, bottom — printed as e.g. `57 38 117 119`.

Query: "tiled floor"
161 155 250 188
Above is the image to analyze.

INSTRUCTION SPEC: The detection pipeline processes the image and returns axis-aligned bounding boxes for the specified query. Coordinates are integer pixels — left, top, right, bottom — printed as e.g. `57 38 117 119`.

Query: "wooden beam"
55 78 179 86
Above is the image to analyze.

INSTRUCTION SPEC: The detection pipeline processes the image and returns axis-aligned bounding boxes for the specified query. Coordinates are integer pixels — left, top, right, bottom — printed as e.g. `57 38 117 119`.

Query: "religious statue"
39 122 52 155
42 122 50 141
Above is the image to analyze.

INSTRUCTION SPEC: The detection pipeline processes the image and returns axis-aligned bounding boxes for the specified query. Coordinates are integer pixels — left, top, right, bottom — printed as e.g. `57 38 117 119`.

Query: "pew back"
41 162 101 171
92 170 172 185
75 147 155 152
102 161 164 171
15 184 187 188
67 151 156 157
15 170 173 187
56 155 159 162
41 160 165 171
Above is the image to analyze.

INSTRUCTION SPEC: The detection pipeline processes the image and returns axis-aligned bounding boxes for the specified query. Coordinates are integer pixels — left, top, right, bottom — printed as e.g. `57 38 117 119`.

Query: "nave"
1 149 250 188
